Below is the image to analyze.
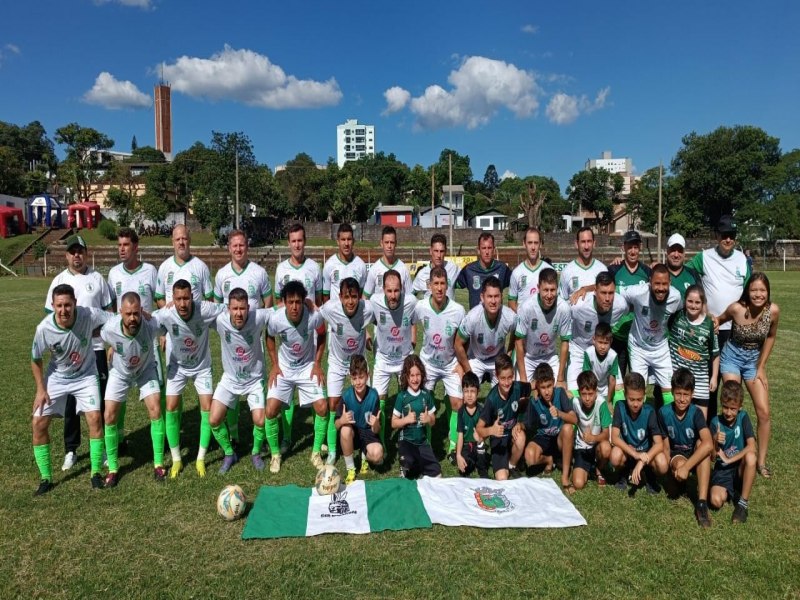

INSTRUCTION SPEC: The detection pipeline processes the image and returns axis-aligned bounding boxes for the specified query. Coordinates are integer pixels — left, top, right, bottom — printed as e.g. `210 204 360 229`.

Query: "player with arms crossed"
508 227 551 312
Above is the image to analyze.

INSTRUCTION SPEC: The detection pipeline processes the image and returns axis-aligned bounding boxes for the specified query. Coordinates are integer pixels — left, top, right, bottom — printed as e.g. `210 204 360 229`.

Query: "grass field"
1 275 799 599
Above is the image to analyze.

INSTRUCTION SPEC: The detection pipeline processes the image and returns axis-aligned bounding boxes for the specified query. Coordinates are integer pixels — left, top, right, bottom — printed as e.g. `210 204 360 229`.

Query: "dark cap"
717 215 737 233
65 234 87 250
623 230 642 244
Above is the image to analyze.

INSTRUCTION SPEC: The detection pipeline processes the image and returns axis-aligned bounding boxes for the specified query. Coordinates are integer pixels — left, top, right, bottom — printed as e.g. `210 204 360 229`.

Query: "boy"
476 354 531 481
335 355 383 484
522 363 576 492
571 371 612 490
582 322 623 406
709 381 756 524
456 372 489 478
609 372 667 493
657 368 714 527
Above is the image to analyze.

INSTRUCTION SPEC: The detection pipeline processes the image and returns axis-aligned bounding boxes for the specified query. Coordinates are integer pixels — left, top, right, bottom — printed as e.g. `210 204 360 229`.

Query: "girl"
668 285 720 419
391 355 441 479
718 273 780 478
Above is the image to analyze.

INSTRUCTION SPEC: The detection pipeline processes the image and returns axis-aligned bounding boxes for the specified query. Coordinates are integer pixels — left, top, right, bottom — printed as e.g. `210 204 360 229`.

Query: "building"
374 205 414 228
585 150 636 195
154 82 172 161
440 185 465 227
336 119 375 167
419 205 457 228
582 150 641 233
469 209 508 231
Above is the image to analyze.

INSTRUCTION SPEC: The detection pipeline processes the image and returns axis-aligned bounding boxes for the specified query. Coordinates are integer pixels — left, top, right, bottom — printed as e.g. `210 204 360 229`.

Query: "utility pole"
657 160 663 261
430 167 435 225
234 150 240 230
448 153 453 251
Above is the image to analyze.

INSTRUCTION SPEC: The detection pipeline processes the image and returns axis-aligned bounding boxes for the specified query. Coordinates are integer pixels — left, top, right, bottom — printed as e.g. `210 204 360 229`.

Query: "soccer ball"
217 484 247 521
315 465 341 496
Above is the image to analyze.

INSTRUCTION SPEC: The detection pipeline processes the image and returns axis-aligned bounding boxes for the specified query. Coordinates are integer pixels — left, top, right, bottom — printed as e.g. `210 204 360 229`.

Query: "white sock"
344 454 355 470
170 447 181 462
197 447 207 460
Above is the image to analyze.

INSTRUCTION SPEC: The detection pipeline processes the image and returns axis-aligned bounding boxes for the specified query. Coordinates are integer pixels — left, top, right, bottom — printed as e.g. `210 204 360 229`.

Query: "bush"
98 218 118 241
32 241 46 259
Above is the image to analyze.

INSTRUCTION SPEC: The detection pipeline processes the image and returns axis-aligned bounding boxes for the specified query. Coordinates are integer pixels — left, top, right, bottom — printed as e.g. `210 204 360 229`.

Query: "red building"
374 205 415 228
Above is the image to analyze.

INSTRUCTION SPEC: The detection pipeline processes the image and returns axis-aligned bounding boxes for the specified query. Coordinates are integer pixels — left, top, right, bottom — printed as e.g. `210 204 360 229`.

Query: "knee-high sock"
197 410 211 459
265 417 280 456
281 401 295 443
226 403 240 442
379 399 386 447
104 424 119 473
312 413 327 453
662 391 674 406
211 421 234 456
326 412 337 457
89 437 105 476
448 409 458 451
33 444 52 481
165 410 181 454
116 402 127 441
150 417 165 467
178 395 184 430
252 424 266 455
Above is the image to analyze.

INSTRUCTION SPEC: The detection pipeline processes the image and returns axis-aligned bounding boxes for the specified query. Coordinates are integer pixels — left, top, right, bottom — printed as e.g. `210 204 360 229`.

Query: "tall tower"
154 73 172 161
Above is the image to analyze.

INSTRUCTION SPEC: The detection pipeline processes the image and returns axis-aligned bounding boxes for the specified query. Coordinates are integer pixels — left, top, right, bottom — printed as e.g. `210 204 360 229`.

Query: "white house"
469 209 508 231
440 185 465 227
419 205 456 228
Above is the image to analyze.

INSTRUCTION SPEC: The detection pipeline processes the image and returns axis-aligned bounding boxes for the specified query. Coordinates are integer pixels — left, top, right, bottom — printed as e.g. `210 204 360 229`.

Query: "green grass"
2 276 799 598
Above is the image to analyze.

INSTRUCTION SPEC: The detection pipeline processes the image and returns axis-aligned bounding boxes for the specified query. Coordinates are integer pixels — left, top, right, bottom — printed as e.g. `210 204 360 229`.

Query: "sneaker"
326 453 337 466
104 472 119 488
34 479 53 496
447 451 457 466
218 453 238 474
320 443 329 454
91 473 105 490
195 459 206 477
508 466 522 480
170 460 183 479
359 460 369 475
644 470 661 495
478 471 490 479
614 477 628 492
62 451 77 471
345 468 357 485
597 473 607 487
251 454 265 471
695 502 712 528
310 452 324 470
279 438 292 455
269 455 282 474
732 503 748 524
153 466 167 482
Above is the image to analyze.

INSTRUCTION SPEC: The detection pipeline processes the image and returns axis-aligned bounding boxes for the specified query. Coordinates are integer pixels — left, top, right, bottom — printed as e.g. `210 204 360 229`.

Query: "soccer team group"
30 217 779 528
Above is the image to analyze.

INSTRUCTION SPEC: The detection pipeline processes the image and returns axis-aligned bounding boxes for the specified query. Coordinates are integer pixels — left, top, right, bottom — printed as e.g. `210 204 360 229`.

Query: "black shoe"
447 451 456 466
91 474 105 490
34 479 53 496
644 469 661 495
614 477 628 492
478 471 490 479
695 502 712 528
104 472 119 488
118 439 130 457
732 503 748 524
508 466 522 480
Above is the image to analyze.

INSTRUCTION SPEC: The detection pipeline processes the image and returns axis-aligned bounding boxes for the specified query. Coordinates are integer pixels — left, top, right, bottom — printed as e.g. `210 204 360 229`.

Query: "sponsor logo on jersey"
432 333 443 346
69 351 81 365
346 338 357 349
473 487 514 514
649 319 659 330
291 342 302 354
129 355 140 367
391 326 400 337
539 333 551 344
183 337 196 349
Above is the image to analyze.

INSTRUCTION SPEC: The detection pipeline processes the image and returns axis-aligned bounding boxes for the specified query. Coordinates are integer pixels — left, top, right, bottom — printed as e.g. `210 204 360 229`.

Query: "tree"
483 164 500 196
407 164 432 208
275 153 326 220
567 168 623 229
0 120 57 195
432 148 472 189
131 135 138 151
628 167 704 236
128 145 166 163
54 123 114 203
0 146 26 196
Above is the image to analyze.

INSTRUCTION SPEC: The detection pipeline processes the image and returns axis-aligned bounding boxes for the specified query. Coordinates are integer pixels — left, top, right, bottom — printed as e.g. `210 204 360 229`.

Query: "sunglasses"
719 231 737 240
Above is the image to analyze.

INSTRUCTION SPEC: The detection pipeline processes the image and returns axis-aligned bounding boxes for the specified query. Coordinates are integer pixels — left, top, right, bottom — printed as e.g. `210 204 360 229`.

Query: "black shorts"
711 466 740 498
692 396 709 408
530 433 559 457
398 440 441 478
352 427 381 454
573 448 597 473
490 438 510 473
460 441 489 476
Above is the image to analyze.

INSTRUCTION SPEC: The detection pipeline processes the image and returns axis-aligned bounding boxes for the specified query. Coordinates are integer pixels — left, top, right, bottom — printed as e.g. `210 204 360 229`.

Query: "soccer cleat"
320 443 329 454
644 469 661 495
597 473 607 487
614 477 628 492
104 472 119 488
447 451 457 466
251 454 265 471
34 479 53 497
279 438 292 455
91 473 105 490
153 466 167 482
695 503 712 529
732 504 748 524
359 460 369 475
310 452 324 470
62 451 77 471
269 455 282 474
218 453 238 474
508 466 522 480
326 453 337 466
345 468 357 485
169 460 183 479
195 459 206 477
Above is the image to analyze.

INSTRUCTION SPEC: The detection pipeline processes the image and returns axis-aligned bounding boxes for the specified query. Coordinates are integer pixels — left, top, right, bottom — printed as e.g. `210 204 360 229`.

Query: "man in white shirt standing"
508 226 552 312
559 226 608 302
363 225 412 299
412 233 461 300
322 223 367 301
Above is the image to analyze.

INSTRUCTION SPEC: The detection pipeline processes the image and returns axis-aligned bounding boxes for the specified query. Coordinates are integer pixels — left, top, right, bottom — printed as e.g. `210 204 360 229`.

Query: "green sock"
313 413 327 452
252 424 266 455
89 437 105 476
226 403 240 442
448 408 458 451
379 399 386 447
33 444 52 481
662 391 674 405
178 395 184 430
104 424 119 473
281 401 295 444
165 410 181 451
613 389 626 405
150 418 165 467
326 412 337 457
199 410 211 452
265 417 280 456
117 402 127 442
211 421 234 456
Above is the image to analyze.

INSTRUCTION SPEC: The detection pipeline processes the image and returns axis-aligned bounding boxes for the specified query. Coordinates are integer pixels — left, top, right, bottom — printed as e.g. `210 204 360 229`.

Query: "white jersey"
458 305 516 362
274 257 322 301
268 306 325 371
369 293 418 366
45 268 113 351
412 260 461 300
214 260 272 309
32 307 112 379
689 248 749 331
108 262 158 314
559 259 607 300
152 301 224 372
155 256 213 304
570 293 629 354
322 254 368 300
619 283 683 352
514 295 573 360
100 315 161 378
573 395 610 450
319 299 374 366
415 297 466 369
509 260 552 308
363 258 413 298
216 308 271 386
582 346 620 397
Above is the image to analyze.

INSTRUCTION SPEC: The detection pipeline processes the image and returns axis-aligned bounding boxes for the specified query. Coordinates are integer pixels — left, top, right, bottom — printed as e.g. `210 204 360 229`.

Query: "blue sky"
1 0 798 192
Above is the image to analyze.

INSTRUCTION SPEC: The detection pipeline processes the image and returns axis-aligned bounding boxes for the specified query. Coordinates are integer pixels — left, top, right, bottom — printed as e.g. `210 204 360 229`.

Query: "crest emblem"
115 282 122 295
172 324 179 336
423 317 430 329
472 275 481 290
85 283 94 293
530 318 538 330
337 323 343 335
380 313 386 325
224 281 231 293
473 487 515 514
333 270 340 283
167 272 174 285
225 331 231 343
584 320 592 332
642 306 649 316
520 275 527 288
571 276 578 288
116 342 123 355
477 333 484 344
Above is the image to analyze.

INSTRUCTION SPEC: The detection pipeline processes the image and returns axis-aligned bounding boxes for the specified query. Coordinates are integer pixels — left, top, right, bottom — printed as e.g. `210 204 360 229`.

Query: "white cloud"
382 86 411 115
0 43 20 68
5 43 20 54
501 169 518 180
94 0 152 8
521 24 539 34
83 72 152 109
546 86 611 125
386 56 540 130
160 45 342 109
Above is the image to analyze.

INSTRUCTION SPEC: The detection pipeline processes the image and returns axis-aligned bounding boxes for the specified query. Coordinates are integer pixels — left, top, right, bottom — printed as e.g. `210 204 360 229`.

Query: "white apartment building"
336 119 375 167
585 150 635 195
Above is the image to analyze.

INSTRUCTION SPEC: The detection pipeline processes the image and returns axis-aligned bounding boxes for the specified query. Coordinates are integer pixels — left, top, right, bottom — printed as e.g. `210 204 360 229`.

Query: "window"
480 217 491 228
346 152 356 159
397 215 406 223
356 145 366 152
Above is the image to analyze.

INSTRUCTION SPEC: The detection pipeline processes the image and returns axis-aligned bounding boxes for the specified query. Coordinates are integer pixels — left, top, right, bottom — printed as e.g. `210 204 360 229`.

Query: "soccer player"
363 225 412 299
412 233 461 300
415 265 466 459
318 277 374 466
513 268 571 386
368 269 418 447
213 229 273 452
455 232 511 309
657 368 713 528
210 288 272 474
107 227 159 457
476 354 531 481
32 284 112 494
323 223 367 302
619 264 683 406
265 281 328 473
152 279 225 478
456 372 489 478
335 355 383 484
508 227 551 312
155 224 213 306
45 234 113 472
559 226 607 303
100 292 164 486
664 233 699 299
582 322 622 406
571 371 612 490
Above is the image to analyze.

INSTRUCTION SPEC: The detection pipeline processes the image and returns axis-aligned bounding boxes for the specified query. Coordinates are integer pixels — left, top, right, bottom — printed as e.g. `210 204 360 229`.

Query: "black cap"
717 215 737 233
623 230 642 244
